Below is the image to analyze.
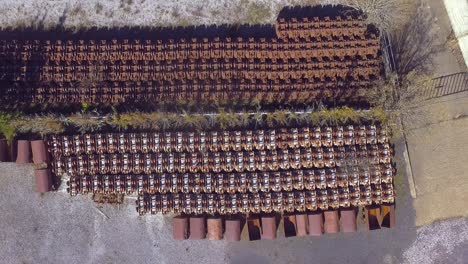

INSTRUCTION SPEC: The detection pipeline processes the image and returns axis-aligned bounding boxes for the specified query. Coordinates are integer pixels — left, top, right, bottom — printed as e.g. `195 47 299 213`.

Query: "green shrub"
0 112 17 141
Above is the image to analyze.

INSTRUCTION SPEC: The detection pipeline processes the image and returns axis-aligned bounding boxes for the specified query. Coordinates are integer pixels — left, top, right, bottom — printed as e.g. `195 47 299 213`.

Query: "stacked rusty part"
0 14 381 106
54 125 394 213
47 126 389 156
134 189 394 215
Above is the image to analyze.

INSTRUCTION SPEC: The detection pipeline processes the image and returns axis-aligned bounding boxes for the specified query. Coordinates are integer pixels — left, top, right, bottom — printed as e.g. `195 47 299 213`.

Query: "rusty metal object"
308 211 323 236
207 217 223 240
340 208 357 232
225 218 241 241
92 193 124 204
31 140 48 164
324 210 339 234
189 216 206 240
16 140 31 164
172 216 189 240
261 215 277 240
35 169 51 193
0 14 380 105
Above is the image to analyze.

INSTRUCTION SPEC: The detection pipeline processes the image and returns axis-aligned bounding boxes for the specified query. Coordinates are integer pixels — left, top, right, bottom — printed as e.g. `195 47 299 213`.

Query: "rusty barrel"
261 215 277 240
324 210 339 234
340 208 357 233
284 214 297 237
35 169 51 193
207 217 223 240
189 216 206 240
31 140 48 164
172 216 189 240
16 140 31 164
225 219 241 241
381 204 395 228
295 214 308 237
308 212 323 236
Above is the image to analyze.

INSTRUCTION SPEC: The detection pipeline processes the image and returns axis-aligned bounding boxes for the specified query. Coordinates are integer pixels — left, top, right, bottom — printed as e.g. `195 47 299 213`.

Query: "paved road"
0 163 467 264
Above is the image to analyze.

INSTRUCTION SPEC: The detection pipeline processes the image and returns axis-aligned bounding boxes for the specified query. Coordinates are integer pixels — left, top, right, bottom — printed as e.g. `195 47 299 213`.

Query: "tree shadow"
388 2 446 77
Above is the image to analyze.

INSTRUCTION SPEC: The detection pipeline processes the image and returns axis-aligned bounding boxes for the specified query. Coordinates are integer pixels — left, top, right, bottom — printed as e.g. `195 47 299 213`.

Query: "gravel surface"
0 162 467 264
0 0 336 29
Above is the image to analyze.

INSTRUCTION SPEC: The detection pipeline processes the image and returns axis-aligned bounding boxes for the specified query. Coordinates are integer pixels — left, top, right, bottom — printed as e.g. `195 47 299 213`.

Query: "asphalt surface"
1 162 467 264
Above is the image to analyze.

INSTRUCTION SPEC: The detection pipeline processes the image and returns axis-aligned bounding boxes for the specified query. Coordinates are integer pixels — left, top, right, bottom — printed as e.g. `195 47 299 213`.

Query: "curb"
403 139 417 199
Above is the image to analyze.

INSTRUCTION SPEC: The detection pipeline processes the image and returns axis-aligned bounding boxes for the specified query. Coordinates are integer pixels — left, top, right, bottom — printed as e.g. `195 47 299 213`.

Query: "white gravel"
0 0 348 30
403 218 468 264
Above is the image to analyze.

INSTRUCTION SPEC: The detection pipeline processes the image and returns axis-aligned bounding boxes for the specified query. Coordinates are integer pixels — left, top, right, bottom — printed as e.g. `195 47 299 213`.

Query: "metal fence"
423 72 468 100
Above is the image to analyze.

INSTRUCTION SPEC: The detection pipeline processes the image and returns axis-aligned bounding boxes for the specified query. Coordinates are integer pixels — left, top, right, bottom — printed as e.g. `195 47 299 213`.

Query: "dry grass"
1 107 389 137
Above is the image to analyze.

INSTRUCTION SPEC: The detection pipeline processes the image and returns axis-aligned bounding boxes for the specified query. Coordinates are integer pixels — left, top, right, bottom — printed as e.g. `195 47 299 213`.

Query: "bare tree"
346 0 414 31
388 2 445 77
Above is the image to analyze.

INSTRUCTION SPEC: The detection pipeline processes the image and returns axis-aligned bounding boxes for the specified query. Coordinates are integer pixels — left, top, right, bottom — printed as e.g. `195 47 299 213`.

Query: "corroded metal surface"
0 15 380 104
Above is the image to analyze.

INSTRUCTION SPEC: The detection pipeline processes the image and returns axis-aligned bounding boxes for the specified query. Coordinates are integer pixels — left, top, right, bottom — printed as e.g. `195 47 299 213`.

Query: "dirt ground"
404 91 468 226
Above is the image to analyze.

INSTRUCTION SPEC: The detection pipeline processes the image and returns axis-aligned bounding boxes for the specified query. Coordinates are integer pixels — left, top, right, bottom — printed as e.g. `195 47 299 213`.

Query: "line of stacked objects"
49 125 395 240
0 15 380 106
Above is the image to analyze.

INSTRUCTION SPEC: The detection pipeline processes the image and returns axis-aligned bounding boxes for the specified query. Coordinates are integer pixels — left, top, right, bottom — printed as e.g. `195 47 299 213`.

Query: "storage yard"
0 7 395 243
0 0 467 263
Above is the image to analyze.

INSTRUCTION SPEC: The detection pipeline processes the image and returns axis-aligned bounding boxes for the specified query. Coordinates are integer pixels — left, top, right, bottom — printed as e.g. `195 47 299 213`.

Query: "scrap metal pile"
49 125 394 215
0 15 380 105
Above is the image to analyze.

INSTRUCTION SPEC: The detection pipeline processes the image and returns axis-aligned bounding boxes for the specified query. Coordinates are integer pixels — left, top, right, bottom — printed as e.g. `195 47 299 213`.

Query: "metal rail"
423 72 468 100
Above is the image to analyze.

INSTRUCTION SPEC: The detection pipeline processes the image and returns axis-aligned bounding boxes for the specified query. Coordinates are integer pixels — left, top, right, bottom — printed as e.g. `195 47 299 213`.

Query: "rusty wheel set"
0 15 380 105
48 125 394 222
